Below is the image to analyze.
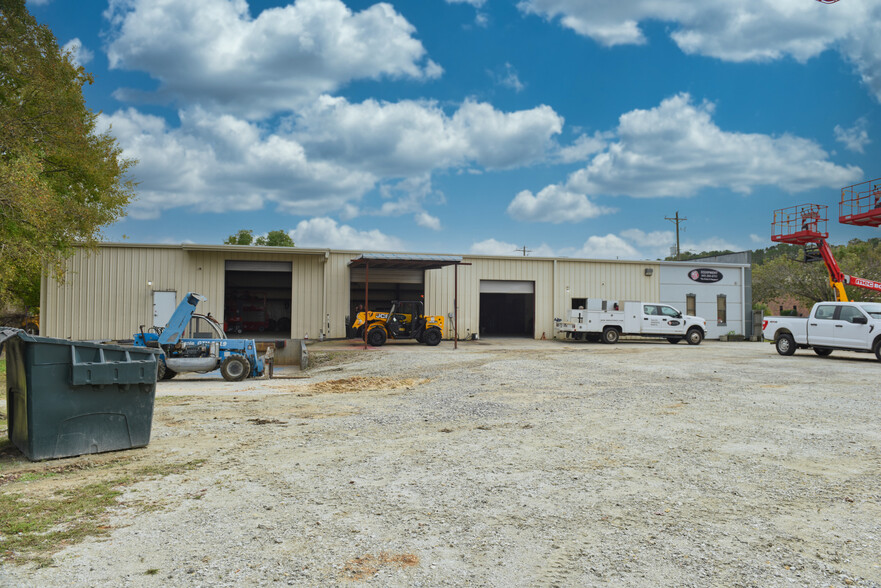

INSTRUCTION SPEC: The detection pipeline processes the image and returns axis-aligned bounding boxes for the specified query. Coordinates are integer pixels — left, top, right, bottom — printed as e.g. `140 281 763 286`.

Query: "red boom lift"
771 200 881 302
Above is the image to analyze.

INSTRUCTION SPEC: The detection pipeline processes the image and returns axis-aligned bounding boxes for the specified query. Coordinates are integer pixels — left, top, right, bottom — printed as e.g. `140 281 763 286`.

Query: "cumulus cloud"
512 93 862 223
470 238 555 257
289 217 404 250
571 234 640 260
508 184 614 223
557 132 607 163
518 0 881 101
101 95 563 219
489 63 525 92
99 107 375 219
104 0 442 118
62 38 94 67
295 96 563 175
834 117 871 153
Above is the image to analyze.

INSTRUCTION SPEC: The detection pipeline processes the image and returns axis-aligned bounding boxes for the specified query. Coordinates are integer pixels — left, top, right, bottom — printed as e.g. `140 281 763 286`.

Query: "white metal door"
836 305 871 349
153 291 177 327
809 304 836 347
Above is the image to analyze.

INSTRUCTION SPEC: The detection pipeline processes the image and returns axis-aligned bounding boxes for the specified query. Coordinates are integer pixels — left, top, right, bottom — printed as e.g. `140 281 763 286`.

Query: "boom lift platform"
839 177 881 227
772 203 881 302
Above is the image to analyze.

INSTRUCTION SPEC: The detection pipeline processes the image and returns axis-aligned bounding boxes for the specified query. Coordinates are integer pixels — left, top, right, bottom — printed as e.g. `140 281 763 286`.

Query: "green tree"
224 229 294 247
224 229 254 245
255 230 295 247
0 0 135 308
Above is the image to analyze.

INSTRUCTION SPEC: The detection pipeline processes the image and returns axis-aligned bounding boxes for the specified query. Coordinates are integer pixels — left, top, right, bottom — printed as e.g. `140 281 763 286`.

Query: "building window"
571 298 586 310
717 294 727 325
686 294 696 316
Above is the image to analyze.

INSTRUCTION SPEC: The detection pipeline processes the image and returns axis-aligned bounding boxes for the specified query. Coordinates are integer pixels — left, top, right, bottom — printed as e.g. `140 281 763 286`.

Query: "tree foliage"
224 229 294 247
752 238 881 306
0 0 135 307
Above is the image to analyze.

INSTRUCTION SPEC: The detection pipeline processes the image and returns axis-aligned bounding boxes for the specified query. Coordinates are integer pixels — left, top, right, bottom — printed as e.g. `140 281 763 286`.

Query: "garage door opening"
349 267 424 324
224 260 292 340
479 280 535 337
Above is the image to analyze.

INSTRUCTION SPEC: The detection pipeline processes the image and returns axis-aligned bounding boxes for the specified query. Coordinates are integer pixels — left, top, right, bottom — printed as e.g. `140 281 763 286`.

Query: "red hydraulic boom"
771 203 881 301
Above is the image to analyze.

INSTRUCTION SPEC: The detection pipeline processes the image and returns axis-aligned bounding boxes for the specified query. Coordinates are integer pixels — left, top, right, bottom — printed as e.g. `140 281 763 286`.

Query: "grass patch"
0 458 207 564
134 459 206 477
0 478 129 565
0 358 6 377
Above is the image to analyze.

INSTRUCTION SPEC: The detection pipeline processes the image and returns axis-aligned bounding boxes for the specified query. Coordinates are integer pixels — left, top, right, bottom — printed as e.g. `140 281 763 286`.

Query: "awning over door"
479 280 534 294
347 253 462 271
350 268 424 284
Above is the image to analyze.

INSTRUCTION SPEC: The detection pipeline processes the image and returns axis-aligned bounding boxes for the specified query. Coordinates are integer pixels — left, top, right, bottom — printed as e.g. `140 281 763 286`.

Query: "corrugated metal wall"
41 246 328 340
42 246 665 341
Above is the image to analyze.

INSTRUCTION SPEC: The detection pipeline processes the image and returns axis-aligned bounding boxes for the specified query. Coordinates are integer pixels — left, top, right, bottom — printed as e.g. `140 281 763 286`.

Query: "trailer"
556 299 708 345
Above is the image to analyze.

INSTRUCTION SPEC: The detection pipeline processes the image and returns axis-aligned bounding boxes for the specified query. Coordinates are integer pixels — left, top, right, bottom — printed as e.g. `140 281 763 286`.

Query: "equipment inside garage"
224 260 292 339
479 280 535 337
350 266 424 316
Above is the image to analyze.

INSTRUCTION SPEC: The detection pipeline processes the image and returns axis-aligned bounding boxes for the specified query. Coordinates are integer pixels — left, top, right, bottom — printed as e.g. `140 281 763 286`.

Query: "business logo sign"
688 268 723 283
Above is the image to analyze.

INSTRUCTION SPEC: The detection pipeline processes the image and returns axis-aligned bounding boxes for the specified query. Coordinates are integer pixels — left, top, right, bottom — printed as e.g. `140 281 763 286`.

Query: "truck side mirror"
852 316 868 324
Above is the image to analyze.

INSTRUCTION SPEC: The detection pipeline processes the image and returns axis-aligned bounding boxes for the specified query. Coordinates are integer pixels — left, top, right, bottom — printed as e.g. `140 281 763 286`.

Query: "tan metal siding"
555 261 660 316
327 253 355 338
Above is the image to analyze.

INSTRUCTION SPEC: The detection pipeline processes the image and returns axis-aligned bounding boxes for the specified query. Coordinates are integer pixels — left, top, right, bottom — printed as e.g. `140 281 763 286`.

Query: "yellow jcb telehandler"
349 300 443 347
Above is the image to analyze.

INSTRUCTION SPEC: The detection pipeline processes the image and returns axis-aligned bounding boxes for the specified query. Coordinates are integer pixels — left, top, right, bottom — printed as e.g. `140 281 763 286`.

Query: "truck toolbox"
2 330 159 461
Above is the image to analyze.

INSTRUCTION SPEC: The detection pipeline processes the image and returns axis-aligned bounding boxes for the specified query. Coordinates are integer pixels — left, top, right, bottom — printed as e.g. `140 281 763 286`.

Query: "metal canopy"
348 253 462 271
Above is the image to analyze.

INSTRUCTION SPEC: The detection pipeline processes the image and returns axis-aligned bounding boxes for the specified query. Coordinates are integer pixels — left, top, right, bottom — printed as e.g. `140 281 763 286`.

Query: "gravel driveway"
2 338 880 587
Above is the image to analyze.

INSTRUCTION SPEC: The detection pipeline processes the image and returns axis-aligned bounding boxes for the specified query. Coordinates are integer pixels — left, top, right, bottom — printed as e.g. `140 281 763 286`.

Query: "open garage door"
350 266 424 318
479 280 535 337
224 260 292 340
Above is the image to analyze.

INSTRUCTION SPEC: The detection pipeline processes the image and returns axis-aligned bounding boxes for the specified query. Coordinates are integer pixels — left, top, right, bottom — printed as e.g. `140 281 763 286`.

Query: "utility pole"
514 245 531 257
665 211 687 260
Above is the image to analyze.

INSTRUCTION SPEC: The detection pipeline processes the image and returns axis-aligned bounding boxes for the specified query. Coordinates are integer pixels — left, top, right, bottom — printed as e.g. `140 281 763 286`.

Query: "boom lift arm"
772 204 881 302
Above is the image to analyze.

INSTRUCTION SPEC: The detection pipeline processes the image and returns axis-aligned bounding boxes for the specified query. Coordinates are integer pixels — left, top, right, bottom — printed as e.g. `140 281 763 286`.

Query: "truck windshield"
857 303 881 319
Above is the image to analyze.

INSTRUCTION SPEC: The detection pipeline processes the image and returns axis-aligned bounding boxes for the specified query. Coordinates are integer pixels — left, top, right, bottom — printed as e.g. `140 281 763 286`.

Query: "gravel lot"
2 337 880 587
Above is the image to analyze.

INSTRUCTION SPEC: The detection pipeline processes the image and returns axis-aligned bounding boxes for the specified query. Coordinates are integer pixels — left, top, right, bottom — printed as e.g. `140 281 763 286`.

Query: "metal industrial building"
40 243 752 341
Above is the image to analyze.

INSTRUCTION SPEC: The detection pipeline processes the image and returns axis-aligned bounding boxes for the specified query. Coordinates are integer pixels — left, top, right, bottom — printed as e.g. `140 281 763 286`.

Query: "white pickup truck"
555 299 708 345
762 301 881 360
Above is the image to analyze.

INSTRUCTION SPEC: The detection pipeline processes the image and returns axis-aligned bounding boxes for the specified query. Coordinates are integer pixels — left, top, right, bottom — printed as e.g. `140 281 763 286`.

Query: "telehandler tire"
423 328 442 346
220 355 249 382
367 327 387 347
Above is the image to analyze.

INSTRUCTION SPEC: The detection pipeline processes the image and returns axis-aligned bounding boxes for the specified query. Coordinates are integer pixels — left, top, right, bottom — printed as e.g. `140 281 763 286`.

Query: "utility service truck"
133 292 268 381
762 301 881 360
556 299 708 345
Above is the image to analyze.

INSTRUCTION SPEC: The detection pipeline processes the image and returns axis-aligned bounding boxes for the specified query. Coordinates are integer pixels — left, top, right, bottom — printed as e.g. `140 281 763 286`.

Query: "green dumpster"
1 330 160 461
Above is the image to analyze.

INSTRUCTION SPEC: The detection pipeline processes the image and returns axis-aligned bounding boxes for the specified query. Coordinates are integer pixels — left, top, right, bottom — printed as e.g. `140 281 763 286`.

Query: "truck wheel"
813 347 833 357
220 355 249 382
423 328 442 346
775 334 796 356
874 339 881 362
686 328 703 345
667 337 682 344
602 327 619 344
367 327 387 347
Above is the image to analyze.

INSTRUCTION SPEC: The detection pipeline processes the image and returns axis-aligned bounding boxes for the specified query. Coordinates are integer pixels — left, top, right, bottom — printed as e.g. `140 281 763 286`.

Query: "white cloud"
508 184 615 223
513 93 862 222
104 0 442 118
490 63 525 92
750 233 767 244
469 238 555 257
296 96 563 175
100 95 563 219
446 0 485 6
557 132 607 163
415 212 442 231
62 38 94 67
518 0 881 102
572 234 640 260
834 117 871 153
289 217 404 250
99 107 375 219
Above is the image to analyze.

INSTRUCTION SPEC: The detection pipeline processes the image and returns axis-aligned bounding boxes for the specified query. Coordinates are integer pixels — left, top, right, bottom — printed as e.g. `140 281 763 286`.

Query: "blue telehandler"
133 292 267 382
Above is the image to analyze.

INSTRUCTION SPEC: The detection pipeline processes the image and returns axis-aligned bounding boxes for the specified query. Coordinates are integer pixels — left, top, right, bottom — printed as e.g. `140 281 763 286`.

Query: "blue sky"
28 0 881 259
